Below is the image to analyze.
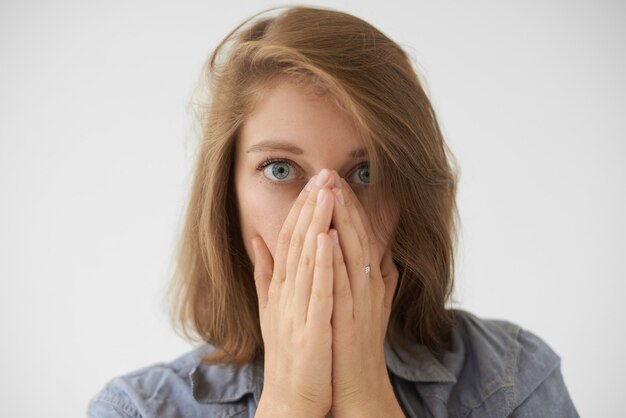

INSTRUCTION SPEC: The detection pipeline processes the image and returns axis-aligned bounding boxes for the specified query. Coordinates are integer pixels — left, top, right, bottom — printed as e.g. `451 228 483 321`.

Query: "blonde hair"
170 6 459 365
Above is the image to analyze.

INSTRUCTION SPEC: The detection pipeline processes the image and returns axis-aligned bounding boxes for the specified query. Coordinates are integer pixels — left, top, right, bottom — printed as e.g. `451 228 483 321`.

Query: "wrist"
332 400 404 418
331 380 404 418
256 393 328 418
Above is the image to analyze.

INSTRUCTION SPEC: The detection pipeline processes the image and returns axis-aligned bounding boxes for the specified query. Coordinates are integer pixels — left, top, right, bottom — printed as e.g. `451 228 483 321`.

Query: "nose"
313 168 341 189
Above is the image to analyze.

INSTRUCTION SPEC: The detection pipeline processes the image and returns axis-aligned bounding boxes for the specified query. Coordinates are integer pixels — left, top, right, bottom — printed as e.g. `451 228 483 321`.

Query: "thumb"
252 236 273 315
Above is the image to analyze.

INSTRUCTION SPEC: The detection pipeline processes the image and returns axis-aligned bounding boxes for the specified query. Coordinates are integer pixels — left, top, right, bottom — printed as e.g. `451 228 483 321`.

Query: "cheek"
237 182 296 261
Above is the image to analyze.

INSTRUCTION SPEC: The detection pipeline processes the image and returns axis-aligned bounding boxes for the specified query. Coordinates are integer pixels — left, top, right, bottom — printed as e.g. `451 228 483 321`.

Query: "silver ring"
364 264 371 275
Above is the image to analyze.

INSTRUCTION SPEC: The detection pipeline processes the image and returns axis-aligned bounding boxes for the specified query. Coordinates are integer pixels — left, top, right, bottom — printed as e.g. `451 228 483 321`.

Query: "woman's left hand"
327 173 404 418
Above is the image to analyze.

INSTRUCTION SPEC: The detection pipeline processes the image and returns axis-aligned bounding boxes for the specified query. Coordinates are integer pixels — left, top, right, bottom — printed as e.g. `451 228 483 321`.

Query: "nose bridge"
308 141 350 178
309 164 343 182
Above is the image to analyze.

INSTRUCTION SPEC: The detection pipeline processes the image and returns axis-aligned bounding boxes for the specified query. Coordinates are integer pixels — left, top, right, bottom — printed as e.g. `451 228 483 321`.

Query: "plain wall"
1 0 624 416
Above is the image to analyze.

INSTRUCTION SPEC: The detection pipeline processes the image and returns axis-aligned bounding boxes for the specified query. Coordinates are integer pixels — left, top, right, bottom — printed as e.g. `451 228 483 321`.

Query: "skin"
234 77 404 418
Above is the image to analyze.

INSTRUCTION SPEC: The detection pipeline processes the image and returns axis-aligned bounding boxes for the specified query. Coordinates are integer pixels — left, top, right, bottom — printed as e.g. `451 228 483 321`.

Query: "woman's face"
234 77 394 263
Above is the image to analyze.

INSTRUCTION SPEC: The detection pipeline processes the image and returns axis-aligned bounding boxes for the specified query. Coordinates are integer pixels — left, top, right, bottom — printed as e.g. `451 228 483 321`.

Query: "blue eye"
260 159 296 182
349 163 370 185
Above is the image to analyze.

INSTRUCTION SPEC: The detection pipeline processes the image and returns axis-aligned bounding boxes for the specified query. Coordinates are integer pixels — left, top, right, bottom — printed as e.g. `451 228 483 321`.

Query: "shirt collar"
189 338 456 404
384 337 457 384
189 352 264 405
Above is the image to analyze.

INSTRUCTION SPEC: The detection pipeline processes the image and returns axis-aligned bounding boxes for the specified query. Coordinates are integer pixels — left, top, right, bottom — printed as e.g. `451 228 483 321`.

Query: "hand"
253 170 337 418
328 174 403 418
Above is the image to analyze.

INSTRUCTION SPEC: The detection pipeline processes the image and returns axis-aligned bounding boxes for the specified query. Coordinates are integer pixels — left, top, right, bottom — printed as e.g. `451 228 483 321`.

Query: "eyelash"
255 157 299 185
255 157 370 187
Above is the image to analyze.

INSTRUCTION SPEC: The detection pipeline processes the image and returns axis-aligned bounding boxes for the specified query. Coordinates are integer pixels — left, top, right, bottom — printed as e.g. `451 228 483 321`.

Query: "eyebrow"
349 147 368 159
246 139 367 159
247 140 304 155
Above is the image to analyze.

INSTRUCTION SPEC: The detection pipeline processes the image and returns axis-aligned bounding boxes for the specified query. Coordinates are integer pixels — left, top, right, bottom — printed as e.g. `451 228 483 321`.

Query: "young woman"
88 6 579 417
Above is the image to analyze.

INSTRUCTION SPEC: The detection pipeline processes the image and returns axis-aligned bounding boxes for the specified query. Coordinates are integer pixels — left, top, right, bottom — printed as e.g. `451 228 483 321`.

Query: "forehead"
238 78 365 159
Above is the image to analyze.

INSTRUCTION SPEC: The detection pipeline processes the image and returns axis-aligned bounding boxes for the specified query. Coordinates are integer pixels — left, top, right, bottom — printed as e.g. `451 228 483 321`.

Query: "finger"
252 236 273 315
380 246 399 318
331 187 368 298
273 175 317 282
337 175 382 267
295 187 334 321
286 169 335 285
329 228 353 328
306 232 334 333
335 183 372 272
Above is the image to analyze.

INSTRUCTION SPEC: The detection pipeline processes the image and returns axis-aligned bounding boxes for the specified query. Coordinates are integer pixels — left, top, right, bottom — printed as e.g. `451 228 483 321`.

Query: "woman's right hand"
252 169 336 418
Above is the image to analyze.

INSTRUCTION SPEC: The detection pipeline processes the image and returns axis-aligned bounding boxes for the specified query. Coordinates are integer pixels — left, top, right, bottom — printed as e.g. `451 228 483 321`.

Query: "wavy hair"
169 6 459 365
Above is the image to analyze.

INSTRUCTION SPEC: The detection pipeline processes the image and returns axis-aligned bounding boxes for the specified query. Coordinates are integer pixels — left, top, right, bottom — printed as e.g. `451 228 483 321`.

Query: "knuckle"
311 288 333 302
298 253 314 271
277 227 292 247
292 195 306 212
289 233 304 251
304 192 318 209
354 253 364 268
357 229 369 246
338 213 352 228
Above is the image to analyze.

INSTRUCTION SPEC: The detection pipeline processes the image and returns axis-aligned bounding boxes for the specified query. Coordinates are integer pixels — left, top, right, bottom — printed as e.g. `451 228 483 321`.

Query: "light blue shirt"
88 310 579 417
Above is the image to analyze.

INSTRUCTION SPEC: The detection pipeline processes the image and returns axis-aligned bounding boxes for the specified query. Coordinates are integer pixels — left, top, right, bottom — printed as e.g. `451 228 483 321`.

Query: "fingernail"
317 233 323 248
317 189 326 205
335 189 345 206
330 229 339 244
306 176 316 191
316 169 329 187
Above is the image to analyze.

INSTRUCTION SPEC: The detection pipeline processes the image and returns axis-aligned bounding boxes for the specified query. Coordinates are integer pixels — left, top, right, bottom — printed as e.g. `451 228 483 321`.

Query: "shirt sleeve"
505 326 580 417
510 363 580 417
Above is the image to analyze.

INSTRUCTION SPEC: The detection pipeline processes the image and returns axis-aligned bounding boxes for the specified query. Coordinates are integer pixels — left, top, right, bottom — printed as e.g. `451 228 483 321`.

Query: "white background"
1 1 624 417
